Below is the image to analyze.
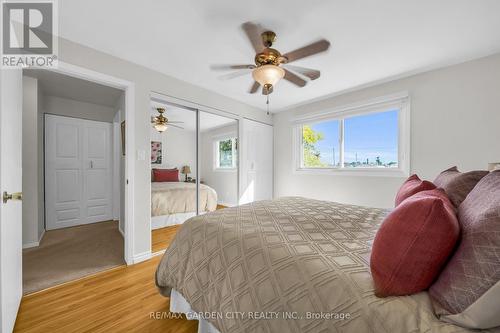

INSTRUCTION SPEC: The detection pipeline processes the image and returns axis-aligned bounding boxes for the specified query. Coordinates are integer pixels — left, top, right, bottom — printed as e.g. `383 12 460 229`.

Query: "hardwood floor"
14 251 197 333
151 225 181 253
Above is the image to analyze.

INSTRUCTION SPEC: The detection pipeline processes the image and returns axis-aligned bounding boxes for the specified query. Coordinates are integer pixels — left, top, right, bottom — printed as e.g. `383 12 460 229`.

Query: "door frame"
45 62 135 265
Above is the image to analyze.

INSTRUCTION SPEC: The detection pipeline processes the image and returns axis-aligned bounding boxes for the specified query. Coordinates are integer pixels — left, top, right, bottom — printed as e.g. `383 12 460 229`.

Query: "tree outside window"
216 138 237 169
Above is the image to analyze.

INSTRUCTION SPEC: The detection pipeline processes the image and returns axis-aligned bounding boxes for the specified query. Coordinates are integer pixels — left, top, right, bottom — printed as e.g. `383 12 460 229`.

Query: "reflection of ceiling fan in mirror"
211 22 331 96
151 107 184 133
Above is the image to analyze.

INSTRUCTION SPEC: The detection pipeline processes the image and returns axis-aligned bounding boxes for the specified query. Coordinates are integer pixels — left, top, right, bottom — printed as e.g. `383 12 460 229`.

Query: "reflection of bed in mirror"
151 181 217 229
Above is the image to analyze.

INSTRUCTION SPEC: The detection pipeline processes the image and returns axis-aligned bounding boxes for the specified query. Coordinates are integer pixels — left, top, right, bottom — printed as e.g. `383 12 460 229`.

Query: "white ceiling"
59 0 500 112
151 100 235 132
24 69 123 107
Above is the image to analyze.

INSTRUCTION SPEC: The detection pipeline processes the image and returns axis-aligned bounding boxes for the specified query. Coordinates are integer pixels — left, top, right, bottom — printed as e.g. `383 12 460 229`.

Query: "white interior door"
0 69 23 332
45 115 112 230
83 120 113 224
45 114 83 230
239 119 273 204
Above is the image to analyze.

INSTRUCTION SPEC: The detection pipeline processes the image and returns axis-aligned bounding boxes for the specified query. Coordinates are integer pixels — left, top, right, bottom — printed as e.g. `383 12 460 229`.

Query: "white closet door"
239 119 273 204
83 120 113 224
45 115 84 229
45 115 112 230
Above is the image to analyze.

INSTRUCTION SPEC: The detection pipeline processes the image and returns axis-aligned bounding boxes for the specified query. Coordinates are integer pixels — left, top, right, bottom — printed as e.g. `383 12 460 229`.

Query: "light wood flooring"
14 236 196 333
151 225 181 253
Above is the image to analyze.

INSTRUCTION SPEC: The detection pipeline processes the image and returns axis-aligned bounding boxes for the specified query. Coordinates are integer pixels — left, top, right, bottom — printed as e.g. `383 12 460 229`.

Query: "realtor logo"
1 0 58 68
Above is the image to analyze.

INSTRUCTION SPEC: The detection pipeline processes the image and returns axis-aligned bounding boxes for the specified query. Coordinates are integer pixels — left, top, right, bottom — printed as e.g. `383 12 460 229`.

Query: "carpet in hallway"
23 220 125 294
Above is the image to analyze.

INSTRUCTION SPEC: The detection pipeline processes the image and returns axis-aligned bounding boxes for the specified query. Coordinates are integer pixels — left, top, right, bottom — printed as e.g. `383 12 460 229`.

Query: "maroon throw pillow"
371 189 459 297
434 166 489 208
429 170 500 329
152 168 179 182
395 174 436 206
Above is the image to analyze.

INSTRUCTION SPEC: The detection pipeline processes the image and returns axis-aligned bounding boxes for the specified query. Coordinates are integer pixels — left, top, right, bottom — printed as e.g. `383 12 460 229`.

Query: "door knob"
3 191 22 203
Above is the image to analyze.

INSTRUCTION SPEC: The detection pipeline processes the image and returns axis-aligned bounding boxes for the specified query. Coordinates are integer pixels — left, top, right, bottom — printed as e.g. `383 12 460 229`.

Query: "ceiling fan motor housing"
255 48 284 66
254 31 288 67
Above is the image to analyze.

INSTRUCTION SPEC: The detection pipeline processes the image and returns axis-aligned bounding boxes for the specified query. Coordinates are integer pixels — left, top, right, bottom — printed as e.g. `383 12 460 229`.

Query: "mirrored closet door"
199 111 239 210
149 97 272 254
150 100 197 253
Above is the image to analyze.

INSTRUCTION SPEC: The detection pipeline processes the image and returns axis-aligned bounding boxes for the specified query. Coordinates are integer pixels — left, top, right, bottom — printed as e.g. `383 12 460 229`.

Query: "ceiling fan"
211 22 331 95
151 107 184 132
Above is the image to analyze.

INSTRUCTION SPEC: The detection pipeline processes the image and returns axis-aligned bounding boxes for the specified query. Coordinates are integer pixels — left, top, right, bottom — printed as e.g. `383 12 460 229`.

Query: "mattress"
151 182 217 216
156 197 500 333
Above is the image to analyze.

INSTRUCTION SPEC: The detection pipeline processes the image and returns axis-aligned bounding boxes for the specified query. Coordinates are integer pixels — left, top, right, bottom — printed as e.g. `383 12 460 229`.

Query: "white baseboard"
218 202 235 208
118 223 124 238
22 241 39 249
39 228 45 243
132 251 152 264
152 249 166 257
22 229 46 249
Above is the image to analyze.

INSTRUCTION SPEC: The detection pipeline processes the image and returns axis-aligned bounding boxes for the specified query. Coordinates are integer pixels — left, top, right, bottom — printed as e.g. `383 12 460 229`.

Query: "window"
295 94 410 176
215 137 237 169
302 120 340 168
343 110 399 168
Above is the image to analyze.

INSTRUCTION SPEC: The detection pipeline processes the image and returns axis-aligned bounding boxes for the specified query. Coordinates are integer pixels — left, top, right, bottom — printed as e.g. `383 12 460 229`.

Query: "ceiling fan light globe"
154 123 168 132
252 64 285 87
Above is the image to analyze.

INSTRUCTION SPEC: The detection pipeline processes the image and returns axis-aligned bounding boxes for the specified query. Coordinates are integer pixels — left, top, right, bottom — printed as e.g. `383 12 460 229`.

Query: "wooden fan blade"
168 124 184 130
284 68 307 87
210 64 255 71
249 81 260 94
262 85 273 95
284 65 320 80
242 22 264 53
218 69 252 80
283 39 331 63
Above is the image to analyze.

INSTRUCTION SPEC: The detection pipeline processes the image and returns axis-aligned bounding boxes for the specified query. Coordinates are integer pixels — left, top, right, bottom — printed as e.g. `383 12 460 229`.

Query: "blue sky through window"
307 109 398 168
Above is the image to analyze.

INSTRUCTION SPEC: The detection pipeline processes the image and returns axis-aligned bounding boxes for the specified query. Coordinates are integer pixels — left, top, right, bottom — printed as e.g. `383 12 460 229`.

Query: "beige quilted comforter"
156 197 499 333
151 182 217 216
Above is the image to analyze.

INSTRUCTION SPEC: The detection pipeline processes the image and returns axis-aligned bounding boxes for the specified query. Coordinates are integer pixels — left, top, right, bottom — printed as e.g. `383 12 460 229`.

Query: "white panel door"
0 69 23 332
83 120 112 224
239 119 273 204
45 115 112 229
45 115 83 229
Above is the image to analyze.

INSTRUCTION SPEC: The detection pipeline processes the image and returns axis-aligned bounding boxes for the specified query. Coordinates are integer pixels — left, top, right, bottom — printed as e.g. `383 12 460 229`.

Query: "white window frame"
292 92 410 177
214 135 238 171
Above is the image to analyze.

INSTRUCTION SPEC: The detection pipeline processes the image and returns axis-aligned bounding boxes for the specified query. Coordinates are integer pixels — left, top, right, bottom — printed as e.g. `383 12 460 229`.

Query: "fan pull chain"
266 94 270 115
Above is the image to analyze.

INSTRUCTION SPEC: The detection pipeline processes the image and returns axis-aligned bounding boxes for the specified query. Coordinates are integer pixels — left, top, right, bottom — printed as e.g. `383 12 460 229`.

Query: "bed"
156 197 499 333
151 182 217 229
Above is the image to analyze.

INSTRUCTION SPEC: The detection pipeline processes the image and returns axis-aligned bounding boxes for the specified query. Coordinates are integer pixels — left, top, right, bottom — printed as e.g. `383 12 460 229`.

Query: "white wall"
150 126 197 179
200 123 238 206
274 53 500 208
44 95 116 122
22 77 43 247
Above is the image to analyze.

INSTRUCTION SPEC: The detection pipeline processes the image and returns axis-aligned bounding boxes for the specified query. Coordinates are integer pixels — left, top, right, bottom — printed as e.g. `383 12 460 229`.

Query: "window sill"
214 168 237 173
294 167 408 178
